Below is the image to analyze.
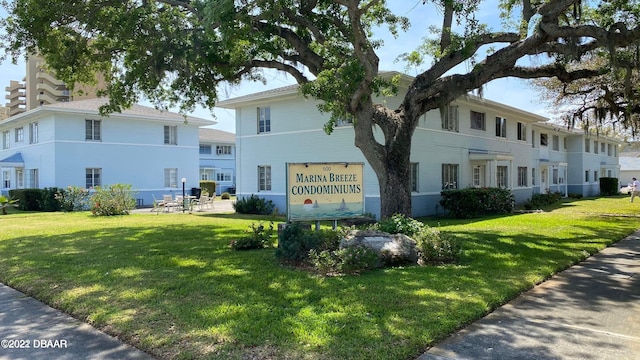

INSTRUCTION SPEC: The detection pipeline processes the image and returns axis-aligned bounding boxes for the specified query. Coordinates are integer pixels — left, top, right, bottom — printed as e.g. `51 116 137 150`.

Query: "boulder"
340 230 418 267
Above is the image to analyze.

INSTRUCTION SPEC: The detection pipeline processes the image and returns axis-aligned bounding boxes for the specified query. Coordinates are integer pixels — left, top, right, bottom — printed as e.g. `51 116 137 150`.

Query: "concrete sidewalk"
418 231 640 360
0 283 154 360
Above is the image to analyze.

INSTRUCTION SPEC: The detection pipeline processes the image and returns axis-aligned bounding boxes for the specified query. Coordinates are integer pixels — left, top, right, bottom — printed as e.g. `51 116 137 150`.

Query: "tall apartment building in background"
3 54 101 118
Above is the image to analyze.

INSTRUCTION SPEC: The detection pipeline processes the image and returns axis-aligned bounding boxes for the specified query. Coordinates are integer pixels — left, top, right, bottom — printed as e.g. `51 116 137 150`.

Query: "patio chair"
192 192 209 211
151 194 165 214
163 194 178 212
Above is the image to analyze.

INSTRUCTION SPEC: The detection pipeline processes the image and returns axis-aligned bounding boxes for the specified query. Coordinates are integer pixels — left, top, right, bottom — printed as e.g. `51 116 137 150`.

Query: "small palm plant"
0 195 18 215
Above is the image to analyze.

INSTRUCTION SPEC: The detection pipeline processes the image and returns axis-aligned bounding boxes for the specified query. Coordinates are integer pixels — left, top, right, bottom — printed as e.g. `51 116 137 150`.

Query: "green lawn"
0 196 638 360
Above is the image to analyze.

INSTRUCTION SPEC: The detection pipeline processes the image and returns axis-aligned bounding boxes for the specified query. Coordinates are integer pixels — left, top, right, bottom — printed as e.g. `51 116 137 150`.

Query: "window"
257 107 271 133
531 130 536 148
517 122 526 141
495 117 507 138
552 135 559 151
200 168 214 181
85 120 101 141
594 141 599 154
164 168 178 188
410 162 418 192
26 169 39 188
517 167 527 187
2 170 9 189
585 170 590 182
563 137 567 149
216 171 233 182
258 165 271 191
16 168 23 188
497 166 508 188
28 122 38 144
608 144 613 156
441 164 458 189
164 125 177 145
216 145 232 155
540 133 548 146
532 168 536 186
441 105 459 132
585 139 590 152
594 171 598 182
552 168 558 184
473 166 481 187
199 145 212 155
601 142 606 153
15 127 23 142
86 168 101 189
470 111 485 130
2 130 9 149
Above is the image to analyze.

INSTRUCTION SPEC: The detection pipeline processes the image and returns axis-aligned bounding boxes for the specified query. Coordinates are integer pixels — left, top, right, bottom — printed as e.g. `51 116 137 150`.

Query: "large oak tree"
3 0 640 218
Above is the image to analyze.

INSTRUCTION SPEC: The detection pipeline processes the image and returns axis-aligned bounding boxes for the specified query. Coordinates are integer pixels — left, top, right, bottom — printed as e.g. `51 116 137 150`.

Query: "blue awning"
0 152 24 167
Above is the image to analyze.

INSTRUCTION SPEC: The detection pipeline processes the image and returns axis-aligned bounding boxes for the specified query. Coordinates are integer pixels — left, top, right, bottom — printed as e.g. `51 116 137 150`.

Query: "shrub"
200 181 217 197
374 213 424 236
335 246 379 273
9 189 43 211
440 188 514 218
90 184 137 216
56 186 91 211
523 191 563 210
310 245 379 275
233 194 275 215
276 222 320 262
231 222 275 250
599 177 618 196
414 226 462 264
40 187 62 212
221 192 231 200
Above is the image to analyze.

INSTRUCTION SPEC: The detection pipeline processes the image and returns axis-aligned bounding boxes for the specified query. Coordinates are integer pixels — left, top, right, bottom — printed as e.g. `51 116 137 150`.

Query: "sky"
0 1 551 134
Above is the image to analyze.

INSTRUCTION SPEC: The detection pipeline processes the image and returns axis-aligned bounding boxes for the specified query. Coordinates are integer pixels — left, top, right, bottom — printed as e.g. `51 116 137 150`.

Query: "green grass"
0 196 638 359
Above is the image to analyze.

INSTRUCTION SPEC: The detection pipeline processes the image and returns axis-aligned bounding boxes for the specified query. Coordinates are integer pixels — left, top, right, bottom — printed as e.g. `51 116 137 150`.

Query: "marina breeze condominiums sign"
287 162 365 221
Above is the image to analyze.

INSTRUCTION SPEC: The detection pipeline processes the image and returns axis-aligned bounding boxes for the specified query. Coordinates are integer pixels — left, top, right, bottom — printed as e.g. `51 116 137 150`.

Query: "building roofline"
0 99 215 127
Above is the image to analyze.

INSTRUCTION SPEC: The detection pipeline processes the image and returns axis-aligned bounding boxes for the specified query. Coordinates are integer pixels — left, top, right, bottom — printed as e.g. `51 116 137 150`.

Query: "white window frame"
257 107 271 134
441 105 459 132
86 119 101 141
199 145 212 155
497 166 508 188
164 125 177 145
2 130 9 149
495 117 507 138
15 127 23 143
2 170 10 189
29 122 38 144
517 122 526 141
442 163 458 189
26 169 39 188
216 170 233 182
410 162 418 192
517 167 527 187
16 168 24 189
200 168 214 181
216 145 232 155
470 111 486 130
540 133 548 146
552 135 559 151
258 165 271 191
164 168 178 188
86 168 101 189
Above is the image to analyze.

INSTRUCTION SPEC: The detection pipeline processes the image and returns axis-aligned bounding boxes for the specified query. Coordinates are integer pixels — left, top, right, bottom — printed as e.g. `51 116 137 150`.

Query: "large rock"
340 230 418 267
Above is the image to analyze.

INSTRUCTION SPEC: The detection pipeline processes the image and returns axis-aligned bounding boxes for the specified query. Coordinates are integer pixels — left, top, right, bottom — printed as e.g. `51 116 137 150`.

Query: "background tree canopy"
2 0 640 218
